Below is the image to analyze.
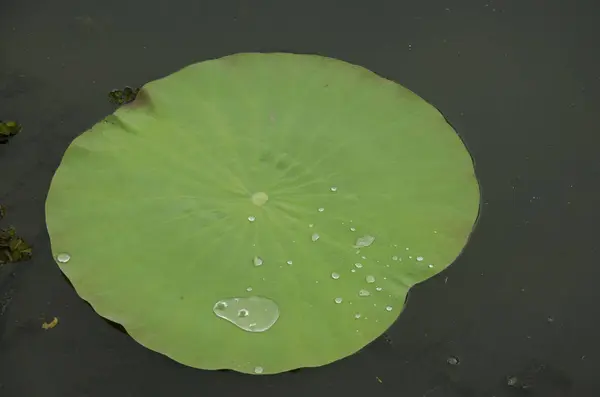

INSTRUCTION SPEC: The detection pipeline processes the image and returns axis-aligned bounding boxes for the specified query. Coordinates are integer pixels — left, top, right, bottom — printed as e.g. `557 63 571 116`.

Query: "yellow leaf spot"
42 317 59 330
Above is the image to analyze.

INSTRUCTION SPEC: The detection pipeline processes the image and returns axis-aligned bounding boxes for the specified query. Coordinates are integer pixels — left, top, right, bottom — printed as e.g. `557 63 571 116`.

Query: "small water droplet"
405 247 409 251
330 186 338 192
248 216 256 222
358 289 370 297
309 223 314 228
392 255 398 261
366 275 375 283
428 264 434 268
361 255 367 259
254 366 264 374
238 309 249 317
311 233 320 242
331 272 340 279
246 287 253 292
354 263 363 269
56 253 71 263
507 376 518 386
354 235 375 248
416 256 424 261
547 316 554 323
376 287 383 291
334 297 343 304
213 296 279 332
447 356 460 365
351 269 356 273
318 207 325 212
253 256 263 266
385 306 393 311
354 313 361 319
409 256 412 259
350 227 356 232
286 260 293 265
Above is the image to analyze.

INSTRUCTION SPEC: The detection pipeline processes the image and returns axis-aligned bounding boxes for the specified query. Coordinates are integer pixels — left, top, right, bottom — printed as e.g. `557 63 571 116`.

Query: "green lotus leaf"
45 53 480 375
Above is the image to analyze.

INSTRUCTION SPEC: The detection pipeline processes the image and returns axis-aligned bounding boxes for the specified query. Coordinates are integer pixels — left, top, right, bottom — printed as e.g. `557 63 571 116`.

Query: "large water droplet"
334 297 343 304
254 366 264 374
354 235 375 248
248 216 256 222
56 253 71 263
366 275 375 283
253 256 263 266
416 256 424 262
213 296 279 332
311 233 320 242
358 289 371 297
354 263 363 269
251 192 269 206
331 272 340 279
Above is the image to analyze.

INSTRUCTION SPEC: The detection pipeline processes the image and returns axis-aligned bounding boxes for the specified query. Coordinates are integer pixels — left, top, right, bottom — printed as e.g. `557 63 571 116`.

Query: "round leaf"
45 53 480 374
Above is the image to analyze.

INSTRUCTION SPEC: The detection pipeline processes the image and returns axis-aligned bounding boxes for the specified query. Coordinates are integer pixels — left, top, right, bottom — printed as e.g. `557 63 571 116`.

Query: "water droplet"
428 264 434 268
416 256 424 261
354 263 363 269
238 309 249 317
358 289 370 297
308 223 314 228
286 260 293 265
311 233 320 242
213 296 279 332
254 366 264 374
253 256 263 266
409 256 412 259
447 356 460 365
351 269 356 273
366 275 375 283
318 207 325 212
376 287 383 291
350 227 356 232
405 247 409 251
507 376 518 386
392 255 398 261
251 192 269 206
361 255 367 259
331 272 340 279
56 253 71 263
248 216 256 222
354 313 361 319
246 287 253 292
334 297 343 304
330 186 338 192
385 306 393 311
354 235 375 248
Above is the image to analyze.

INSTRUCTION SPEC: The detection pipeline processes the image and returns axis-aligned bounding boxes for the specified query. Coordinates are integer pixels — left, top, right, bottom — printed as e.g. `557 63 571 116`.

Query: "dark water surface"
1 1 599 396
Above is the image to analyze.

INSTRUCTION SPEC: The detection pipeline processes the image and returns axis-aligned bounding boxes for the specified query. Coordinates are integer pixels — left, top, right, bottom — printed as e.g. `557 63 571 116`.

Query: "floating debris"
0 225 32 265
108 86 140 105
0 120 22 144
42 317 59 330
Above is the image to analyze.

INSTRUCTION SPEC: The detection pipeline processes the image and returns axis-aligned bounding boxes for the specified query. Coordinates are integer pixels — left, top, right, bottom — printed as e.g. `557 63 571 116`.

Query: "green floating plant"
108 86 140 106
46 53 480 375
0 226 32 265
0 121 23 144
